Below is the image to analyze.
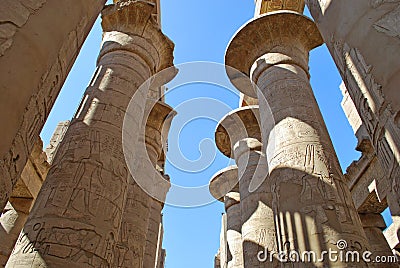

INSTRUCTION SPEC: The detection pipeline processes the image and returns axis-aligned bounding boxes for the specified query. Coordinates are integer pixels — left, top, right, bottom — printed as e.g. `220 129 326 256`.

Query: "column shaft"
143 142 162 268
224 192 244 268
6 28 153 267
255 56 370 266
234 139 277 267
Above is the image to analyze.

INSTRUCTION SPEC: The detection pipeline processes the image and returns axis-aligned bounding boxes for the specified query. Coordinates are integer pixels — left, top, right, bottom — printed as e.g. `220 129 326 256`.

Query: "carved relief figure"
64 130 104 217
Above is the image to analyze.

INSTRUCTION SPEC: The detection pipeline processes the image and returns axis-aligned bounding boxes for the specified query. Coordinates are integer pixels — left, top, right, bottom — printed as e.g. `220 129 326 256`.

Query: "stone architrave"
216 106 278 267
225 2 374 266
210 166 244 268
306 0 400 223
0 139 49 266
0 0 106 212
6 1 175 267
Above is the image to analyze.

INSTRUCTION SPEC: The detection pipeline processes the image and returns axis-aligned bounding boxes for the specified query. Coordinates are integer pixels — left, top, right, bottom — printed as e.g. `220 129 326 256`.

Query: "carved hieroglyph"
6 1 175 267
256 0 305 14
226 7 372 266
0 0 106 212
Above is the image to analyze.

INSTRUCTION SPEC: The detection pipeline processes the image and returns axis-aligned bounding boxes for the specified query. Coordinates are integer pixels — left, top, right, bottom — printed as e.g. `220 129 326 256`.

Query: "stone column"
359 214 396 267
216 106 277 267
6 1 175 267
155 220 164 268
0 0 106 212
225 2 371 267
219 213 228 268
210 166 244 268
142 101 175 268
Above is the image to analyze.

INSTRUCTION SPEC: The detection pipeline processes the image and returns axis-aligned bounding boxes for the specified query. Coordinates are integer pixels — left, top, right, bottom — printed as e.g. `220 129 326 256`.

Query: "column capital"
215 105 260 158
225 11 323 98
209 166 239 202
101 1 175 72
233 138 263 162
145 101 176 159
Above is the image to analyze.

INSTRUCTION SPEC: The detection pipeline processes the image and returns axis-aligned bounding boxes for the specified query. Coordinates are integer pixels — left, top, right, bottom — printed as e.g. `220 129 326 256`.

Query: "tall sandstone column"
306 0 400 231
210 166 244 268
6 1 175 267
141 101 174 268
216 106 278 267
0 0 106 211
226 1 371 266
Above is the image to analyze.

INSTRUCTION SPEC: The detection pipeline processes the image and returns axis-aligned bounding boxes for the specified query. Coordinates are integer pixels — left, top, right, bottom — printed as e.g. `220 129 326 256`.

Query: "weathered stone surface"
0 138 49 266
219 213 228 268
210 167 244 268
0 201 31 267
255 0 305 15
45 121 70 165
239 93 258 107
234 139 277 267
0 0 106 212
142 101 174 268
6 1 175 267
215 106 260 158
306 0 400 220
226 6 373 266
216 105 277 267
214 250 221 268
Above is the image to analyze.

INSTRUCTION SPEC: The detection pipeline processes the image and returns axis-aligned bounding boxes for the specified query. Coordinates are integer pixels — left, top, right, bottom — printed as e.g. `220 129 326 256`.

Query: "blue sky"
40 1 390 267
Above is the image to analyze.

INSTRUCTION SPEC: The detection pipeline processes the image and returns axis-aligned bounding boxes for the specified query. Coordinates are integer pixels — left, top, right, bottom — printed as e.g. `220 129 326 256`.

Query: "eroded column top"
225 12 322 98
101 0 175 73
215 105 260 158
209 166 239 202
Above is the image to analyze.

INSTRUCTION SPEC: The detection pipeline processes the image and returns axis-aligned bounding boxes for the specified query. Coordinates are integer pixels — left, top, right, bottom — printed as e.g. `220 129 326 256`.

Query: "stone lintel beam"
101 1 175 73
345 154 389 214
225 11 323 98
209 166 239 202
215 105 260 158
359 213 387 229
